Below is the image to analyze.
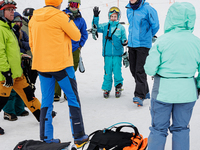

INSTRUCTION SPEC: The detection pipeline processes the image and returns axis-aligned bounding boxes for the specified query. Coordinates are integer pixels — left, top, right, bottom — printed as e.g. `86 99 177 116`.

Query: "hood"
14 12 22 18
32 7 63 22
164 2 196 33
126 0 145 9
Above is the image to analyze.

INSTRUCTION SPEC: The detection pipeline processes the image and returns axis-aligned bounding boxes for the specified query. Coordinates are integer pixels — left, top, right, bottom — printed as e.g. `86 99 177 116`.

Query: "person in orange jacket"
29 0 88 147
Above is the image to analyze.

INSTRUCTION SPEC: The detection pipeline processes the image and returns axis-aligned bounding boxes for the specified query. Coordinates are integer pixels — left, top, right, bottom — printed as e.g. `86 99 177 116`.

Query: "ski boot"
74 135 89 148
115 83 122 98
133 97 144 107
103 90 110 98
45 138 61 143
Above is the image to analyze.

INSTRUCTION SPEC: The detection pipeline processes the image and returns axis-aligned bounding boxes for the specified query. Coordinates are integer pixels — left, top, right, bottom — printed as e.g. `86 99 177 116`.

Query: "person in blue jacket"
126 0 159 106
144 2 200 150
54 0 88 102
92 6 128 98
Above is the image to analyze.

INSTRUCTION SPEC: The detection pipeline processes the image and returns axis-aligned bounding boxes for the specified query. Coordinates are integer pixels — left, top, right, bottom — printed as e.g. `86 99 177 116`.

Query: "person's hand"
1 69 13 88
92 24 98 40
93 6 100 17
152 35 157 43
122 40 128 46
67 12 75 21
122 52 129 68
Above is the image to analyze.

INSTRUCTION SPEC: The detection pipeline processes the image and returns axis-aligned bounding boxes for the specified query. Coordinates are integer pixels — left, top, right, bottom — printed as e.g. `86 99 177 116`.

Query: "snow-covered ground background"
1 0 200 149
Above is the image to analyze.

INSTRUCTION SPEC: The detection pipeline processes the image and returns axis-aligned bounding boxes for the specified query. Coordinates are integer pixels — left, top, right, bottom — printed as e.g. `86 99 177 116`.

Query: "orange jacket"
29 6 81 72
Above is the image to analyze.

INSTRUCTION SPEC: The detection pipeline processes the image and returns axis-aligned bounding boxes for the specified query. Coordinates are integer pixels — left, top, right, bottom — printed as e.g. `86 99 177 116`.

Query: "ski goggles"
109 7 120 13
69 2 80 9
1 0 16 8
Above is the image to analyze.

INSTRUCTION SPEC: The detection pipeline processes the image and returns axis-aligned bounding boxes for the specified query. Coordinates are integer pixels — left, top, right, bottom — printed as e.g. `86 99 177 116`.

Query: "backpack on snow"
86 122 148 150
13 139 71 150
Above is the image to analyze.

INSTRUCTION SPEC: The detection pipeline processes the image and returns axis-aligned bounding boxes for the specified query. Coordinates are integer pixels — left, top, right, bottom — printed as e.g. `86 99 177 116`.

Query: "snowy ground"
1 0 200 149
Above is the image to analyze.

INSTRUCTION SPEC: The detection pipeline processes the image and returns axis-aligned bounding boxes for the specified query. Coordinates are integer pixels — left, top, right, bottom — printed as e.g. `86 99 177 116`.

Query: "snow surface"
1 0 200 149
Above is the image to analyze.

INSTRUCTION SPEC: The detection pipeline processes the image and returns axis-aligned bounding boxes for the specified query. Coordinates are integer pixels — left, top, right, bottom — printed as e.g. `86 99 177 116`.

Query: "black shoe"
54 95 60 102
103 90 110 98
0 127 4 135
52 111 57 118
20 110 29 116
115 83 122 98
4 112 18 121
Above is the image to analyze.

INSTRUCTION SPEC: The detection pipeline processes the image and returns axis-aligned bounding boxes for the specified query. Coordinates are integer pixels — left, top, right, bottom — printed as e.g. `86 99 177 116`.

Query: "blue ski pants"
38 66 85 142
102 56 123 91
148 98 196 150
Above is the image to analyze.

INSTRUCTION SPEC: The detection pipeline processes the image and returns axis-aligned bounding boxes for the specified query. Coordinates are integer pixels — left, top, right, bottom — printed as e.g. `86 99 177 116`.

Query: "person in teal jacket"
144 2 200 150
92 6 127 98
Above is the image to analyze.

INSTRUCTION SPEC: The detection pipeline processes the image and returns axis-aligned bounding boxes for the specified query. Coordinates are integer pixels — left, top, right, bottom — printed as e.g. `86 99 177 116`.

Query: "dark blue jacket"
63 8 88 52
13 12 30 53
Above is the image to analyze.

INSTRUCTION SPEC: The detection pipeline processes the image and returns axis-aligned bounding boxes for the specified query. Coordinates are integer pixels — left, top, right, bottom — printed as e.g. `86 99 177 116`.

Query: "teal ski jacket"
92 17 127 57
144 2 200 103
0 19 22 81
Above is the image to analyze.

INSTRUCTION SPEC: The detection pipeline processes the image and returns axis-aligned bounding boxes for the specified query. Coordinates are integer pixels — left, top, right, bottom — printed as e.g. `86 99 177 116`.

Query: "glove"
1 69 13 88
67 12 75 21
92 24 98 40
122 40 128 46
122 52 129 68
93 6 100 17
152 35 157 43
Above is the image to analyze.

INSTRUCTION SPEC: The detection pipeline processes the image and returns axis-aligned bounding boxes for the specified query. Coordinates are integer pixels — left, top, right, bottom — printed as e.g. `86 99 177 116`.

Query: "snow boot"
133 97 144 107
4 112 18 121
19 110 29 116
115 83 122 98
54 95 60 102
74 135 89 148
45 138 61 143
52 111 57 118
145 92 150 99
0 127 4 135
103 90 110 98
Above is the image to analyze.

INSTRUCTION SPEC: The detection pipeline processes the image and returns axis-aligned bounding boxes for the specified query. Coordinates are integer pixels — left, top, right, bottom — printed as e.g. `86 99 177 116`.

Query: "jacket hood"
126 0 145 8
32 7 63 22
164 2 196 33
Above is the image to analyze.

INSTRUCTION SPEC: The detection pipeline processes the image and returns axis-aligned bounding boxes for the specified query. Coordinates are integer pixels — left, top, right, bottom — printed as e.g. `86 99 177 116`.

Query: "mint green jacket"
0 20 22 81
144 2 200 103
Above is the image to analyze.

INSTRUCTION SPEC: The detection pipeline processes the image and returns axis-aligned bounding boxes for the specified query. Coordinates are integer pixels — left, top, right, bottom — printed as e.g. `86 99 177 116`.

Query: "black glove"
122 40 128 46
1 69 13 88
93 6 100 17
92 24 98 40
67 12 75 21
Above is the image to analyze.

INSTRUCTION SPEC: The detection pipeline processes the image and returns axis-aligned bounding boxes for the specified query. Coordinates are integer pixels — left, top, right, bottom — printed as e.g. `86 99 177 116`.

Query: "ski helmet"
23 8 34 16
0 0 16 10
68 0 81 5
108 6 121 21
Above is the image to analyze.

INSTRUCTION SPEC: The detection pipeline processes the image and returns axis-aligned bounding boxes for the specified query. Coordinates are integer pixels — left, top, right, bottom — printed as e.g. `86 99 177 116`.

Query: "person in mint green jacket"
144 2 200 150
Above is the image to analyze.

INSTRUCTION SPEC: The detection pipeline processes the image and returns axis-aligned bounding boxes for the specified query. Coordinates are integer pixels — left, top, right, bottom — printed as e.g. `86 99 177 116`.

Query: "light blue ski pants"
102 56 123 91
148 98 196 150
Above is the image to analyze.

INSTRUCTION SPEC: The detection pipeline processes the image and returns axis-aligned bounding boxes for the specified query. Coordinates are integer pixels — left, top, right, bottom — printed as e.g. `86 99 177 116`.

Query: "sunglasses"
0 0 16 9
69 2 79 9
4 7 15 12
109 7 120 13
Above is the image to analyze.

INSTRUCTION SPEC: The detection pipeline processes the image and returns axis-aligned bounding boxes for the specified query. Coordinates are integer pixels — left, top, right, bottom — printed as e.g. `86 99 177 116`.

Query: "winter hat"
0 0 17 10
45 0 63 7
68 0 81 5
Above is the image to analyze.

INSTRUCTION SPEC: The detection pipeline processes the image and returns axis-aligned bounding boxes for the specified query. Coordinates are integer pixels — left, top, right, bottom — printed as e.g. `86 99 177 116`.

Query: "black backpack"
13 140 71 150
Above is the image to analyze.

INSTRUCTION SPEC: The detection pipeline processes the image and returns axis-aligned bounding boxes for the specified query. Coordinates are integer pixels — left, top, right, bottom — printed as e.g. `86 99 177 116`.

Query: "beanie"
45 0 63 7
68 0 81 5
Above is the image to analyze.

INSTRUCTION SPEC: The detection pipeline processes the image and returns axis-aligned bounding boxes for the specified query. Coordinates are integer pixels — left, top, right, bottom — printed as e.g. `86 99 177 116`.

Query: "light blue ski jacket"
144 2 200 103
92 17 127 57
126 0 159 48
